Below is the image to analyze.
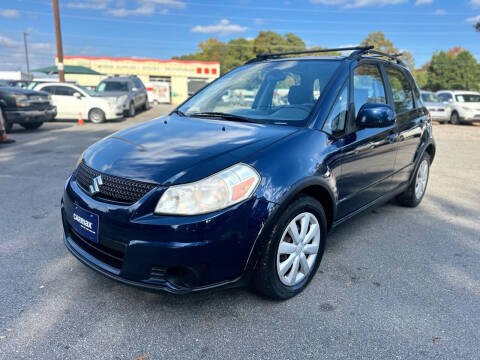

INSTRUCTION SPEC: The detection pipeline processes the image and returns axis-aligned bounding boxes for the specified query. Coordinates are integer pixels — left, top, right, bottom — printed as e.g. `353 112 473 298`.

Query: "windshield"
421 92 441 103
178 60 341 126
97 81 129 92
455 94 480 103
78 85 97 96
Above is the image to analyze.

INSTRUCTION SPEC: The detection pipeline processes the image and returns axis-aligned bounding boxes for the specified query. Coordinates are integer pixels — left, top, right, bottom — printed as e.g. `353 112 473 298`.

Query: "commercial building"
58 56 220 105
0 71 33 81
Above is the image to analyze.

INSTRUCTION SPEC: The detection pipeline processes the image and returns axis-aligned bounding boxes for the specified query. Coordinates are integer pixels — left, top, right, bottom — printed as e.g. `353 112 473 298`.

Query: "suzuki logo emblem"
89 176 103 195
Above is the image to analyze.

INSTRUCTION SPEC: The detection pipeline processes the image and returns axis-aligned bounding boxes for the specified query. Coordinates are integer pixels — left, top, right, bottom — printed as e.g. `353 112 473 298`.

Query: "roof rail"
351 48 406 66
245 46 373 64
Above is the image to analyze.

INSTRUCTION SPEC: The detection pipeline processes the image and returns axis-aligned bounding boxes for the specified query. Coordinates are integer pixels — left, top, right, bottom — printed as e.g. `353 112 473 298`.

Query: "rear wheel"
450 112 460 125
397 152 431 207
20 122 43 130
88 108 105 124
252 195 327 300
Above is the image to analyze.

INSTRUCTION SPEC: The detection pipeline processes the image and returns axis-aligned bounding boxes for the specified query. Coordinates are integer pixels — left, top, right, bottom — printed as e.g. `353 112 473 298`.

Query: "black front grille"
76 161 158 204
69 226 125 270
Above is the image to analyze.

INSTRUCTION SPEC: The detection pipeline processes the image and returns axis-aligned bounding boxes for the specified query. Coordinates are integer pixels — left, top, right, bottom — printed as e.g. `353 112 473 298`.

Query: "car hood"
82 114 298 185
95 91 129 97
0 86 48 96
424 101 446 108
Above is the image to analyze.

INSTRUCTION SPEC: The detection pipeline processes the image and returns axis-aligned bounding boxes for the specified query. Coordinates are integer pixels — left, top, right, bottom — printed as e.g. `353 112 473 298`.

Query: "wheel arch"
273 178 337 231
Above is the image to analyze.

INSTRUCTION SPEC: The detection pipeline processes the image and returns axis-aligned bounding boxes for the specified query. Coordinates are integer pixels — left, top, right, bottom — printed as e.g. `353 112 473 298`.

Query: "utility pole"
52 0 65 82
23 32 30 76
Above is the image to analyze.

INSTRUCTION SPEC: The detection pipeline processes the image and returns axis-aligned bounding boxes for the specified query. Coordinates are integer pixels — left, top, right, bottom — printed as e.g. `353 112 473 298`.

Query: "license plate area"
72 205 99 243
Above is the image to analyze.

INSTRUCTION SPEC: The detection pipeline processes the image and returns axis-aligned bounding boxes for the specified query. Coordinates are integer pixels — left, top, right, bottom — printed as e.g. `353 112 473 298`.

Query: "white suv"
436 90 480 125
34 83 124 123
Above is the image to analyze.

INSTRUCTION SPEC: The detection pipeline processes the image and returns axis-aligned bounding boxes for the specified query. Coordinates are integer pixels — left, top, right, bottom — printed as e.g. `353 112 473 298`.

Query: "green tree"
360 31 415 70
475 21 480 32
425 49 480 91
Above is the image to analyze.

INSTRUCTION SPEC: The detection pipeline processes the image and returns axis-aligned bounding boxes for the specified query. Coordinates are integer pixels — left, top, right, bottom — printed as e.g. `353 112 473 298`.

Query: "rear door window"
353 64 386 117
385 66 414 114
54 86 76 96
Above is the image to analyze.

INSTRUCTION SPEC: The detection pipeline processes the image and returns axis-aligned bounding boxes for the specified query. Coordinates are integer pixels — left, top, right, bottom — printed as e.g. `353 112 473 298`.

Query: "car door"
335 62 397 218
384 65 427 185
50 85 84 119
133 78 146 107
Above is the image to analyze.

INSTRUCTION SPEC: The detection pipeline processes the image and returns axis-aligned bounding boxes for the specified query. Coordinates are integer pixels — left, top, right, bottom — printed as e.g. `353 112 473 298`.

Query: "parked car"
436 90 480 124
95 76 148 117
4 80 30 89
26 78 77 90
0 81 56 132
420 91 451 123
34 82 124 123
62 47 435 300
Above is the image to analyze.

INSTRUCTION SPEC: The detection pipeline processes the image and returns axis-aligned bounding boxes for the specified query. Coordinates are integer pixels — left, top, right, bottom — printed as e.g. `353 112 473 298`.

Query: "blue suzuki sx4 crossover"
62 47 435 299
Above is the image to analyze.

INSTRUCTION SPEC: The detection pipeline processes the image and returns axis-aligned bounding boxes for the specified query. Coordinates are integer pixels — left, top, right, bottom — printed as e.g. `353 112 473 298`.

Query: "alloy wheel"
415 159 429 199
276 212 321 286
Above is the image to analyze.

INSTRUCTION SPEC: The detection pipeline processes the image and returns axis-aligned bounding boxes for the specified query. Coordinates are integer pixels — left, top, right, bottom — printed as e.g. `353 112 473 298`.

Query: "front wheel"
252 195 327 300
450 112 460 125
397 152 431 207
127 102 135 117
20 122 43 130
88 108 105 124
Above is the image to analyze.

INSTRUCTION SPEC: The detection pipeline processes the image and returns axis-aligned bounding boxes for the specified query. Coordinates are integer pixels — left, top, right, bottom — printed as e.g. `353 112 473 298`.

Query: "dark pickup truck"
0 81 56 132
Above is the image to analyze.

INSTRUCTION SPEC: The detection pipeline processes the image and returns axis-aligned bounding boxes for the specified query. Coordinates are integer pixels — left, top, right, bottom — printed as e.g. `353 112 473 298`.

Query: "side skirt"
332 182 408 228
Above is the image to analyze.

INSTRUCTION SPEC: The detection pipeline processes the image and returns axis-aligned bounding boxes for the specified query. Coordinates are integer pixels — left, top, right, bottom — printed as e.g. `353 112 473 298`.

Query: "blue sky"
1 0 479 71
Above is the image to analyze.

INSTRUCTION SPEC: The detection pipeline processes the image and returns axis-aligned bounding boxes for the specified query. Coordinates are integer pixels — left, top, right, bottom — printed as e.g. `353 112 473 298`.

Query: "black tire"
397 152 431 207
127 102 135 117
4 121 13 133
450 112 460 125
88 108 106 124
20 122 43 130
251 195 328 300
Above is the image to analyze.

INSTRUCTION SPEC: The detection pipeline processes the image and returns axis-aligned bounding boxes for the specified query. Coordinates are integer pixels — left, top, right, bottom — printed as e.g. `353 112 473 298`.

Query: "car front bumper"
61 175 275 293
5 106 57 123
104 105 124 120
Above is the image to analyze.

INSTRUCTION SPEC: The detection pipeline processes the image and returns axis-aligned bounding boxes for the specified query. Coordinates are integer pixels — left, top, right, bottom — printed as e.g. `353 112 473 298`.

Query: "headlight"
155 163 260 215
14 94 29 107
117 95 128 104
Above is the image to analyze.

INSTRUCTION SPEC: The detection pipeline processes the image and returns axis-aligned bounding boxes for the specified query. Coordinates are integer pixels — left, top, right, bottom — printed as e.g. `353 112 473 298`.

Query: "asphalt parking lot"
1 107 479 360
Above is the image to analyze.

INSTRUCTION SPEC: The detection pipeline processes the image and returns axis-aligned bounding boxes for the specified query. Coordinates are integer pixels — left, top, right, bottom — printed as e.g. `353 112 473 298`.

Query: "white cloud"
310 0 407 8
0 35 18 47
254 18 264 25
415 0 433 5
191 19 247 35
143 0 186 8
67 0 112 10
466 14 480 22
434 9 446 15
106 3 156 17
471 0 480 8
0 9 20 18
0 34 56 71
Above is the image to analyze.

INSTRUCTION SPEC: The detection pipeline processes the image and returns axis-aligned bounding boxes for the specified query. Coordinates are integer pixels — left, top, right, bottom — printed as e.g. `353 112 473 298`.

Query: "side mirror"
356 103 395 128
73 92 82 99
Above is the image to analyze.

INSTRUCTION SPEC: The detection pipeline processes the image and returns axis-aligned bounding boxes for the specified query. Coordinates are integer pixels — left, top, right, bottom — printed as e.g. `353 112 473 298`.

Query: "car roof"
437 90 480 94
103 76 136 81
36 82 77 87
260 55 408 69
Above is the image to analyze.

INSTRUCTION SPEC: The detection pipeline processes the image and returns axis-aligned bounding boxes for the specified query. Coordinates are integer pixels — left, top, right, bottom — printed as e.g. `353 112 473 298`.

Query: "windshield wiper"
188 112 264 124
